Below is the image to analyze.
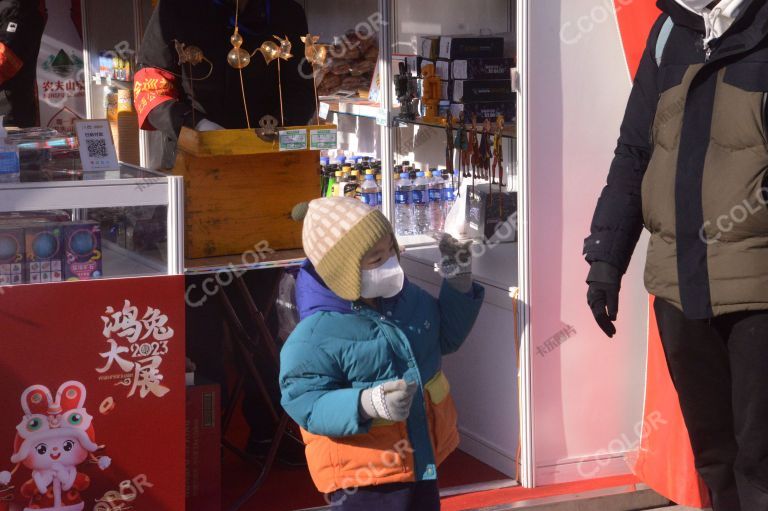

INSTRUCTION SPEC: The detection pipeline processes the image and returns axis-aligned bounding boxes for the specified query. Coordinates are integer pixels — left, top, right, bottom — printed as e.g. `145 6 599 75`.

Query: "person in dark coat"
0 0 47 128
584 1 768 509
136 0 316 167
138 0 315 464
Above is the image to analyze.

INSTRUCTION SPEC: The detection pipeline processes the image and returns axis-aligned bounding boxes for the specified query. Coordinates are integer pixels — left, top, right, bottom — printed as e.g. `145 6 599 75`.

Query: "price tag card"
279 129 308 151
310 128 338 150
376 110 389 127
318 102 331 121
75 120 119 172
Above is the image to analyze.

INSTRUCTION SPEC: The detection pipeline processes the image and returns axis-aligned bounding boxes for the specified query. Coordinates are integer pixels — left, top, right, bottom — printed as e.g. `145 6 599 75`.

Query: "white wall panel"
526 0 649 483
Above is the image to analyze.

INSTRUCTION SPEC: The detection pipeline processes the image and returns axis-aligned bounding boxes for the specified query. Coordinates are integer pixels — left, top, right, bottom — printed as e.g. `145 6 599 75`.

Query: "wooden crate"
173 127 320 259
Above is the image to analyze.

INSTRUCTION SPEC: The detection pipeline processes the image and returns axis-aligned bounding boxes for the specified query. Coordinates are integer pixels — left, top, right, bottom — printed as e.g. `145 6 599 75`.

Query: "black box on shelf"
25 223 64 284
450 58 516 80
466 184 518 242
450 79 514 103
0 227 25 286
450 100 516 122
439 36 505 60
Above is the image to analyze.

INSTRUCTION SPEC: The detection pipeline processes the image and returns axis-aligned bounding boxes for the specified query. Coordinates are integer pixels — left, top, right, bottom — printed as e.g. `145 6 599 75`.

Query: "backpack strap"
655 16 675 67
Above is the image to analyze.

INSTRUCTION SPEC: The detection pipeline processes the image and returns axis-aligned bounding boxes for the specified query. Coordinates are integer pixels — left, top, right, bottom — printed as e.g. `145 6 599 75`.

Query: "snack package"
63 221 103 281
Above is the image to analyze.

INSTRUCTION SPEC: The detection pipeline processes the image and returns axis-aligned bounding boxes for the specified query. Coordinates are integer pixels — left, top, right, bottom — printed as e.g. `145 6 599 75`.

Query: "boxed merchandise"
450 58 516 80
419 36 504 60
63 221 103 280
418 36 441 59
25 223 64 284
450 100 516 122
186 381 221 511
0 227 24 286
451 79 513 103
466 184 518 242
439 36 505 59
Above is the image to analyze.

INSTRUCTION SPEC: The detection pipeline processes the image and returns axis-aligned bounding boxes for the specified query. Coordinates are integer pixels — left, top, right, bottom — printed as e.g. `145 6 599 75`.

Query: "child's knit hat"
299 197 394 300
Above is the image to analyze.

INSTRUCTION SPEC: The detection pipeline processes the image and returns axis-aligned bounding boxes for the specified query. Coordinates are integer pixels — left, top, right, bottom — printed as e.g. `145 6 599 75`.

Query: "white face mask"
360 255 405 299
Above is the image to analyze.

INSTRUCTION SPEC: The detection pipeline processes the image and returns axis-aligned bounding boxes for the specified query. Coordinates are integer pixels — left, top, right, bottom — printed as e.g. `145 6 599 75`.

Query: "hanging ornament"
301 34 328 67
301 33 328 125
258 36 294 127
273 34 294 61
172 40 214 128
257 41 281 65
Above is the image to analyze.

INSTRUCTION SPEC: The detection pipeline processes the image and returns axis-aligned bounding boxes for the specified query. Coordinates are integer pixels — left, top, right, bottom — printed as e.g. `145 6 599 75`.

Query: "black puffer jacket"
585 0 768 319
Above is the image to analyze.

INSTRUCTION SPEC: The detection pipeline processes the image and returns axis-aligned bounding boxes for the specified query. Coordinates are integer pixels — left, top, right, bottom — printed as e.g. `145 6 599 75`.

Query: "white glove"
438 233 473 292
360 380 418 422
195 118 225 132
0 470 11 485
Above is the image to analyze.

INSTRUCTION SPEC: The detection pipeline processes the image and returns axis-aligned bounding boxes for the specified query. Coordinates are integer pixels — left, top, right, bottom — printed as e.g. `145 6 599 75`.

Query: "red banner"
0 277 186 510
614 1 663 79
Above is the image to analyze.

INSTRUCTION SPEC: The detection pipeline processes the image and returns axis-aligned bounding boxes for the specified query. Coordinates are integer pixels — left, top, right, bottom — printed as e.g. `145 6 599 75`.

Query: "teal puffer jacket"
279 262 485 492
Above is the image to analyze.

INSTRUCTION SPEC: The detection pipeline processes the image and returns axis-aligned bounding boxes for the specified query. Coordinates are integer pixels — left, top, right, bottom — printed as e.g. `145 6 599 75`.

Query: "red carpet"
441 474 641 511
223 448 510 511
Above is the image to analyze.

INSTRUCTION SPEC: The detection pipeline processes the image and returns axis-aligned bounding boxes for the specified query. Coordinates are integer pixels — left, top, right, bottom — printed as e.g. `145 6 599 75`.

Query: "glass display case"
81 0 157 168
0 163 184 284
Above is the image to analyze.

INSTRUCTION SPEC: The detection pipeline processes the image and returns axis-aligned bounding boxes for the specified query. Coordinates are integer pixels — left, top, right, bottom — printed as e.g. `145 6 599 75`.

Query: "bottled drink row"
320 156 459 236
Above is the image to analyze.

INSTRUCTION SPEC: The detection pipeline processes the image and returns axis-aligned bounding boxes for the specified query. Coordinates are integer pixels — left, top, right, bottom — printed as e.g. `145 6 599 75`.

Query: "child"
280 197 485 510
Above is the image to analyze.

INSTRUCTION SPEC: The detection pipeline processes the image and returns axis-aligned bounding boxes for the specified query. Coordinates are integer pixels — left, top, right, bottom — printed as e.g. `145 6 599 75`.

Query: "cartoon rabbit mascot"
0 381 111 511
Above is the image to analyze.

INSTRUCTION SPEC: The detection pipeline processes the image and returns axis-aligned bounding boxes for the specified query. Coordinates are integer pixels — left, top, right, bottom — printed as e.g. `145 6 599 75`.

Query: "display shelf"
402 240 518 292
185 249 307 275
0 163 184 276
323 99 517 139
103 240 166 278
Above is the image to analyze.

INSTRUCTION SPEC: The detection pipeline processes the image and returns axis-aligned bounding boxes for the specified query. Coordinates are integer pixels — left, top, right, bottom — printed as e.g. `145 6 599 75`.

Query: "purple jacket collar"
295 260 408 321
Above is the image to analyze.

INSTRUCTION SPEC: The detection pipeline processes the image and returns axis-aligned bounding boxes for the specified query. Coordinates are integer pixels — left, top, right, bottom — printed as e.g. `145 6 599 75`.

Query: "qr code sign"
86 138 108 159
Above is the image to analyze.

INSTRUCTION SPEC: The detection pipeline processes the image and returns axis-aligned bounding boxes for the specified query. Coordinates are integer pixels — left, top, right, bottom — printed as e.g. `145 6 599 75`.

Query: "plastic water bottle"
428 169 445 233
412 171 429 235
360 172 380 209
0 116 20 184
395 172 414 236
443 170 459 217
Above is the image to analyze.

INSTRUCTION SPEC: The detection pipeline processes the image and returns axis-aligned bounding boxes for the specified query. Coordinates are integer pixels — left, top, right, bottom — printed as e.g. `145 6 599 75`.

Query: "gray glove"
438 233 473 293
360 380 418 422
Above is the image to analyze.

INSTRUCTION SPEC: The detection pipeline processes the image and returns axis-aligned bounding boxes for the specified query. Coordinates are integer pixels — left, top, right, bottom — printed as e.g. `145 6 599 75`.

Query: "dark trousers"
654 298 768 511
328 481 440 511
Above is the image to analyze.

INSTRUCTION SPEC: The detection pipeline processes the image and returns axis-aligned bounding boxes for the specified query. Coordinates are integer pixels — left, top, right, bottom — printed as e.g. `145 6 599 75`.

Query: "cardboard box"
186 382 221 511
439 36 505 60
451 79 514 103
0 227 24 286
25 223 64 284
450 58 516 80
63 221 103 280
450 100 516 122
466 184 517 242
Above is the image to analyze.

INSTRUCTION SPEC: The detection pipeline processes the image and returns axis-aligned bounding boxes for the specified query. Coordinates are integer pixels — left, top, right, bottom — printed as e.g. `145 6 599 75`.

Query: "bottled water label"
362 192 378 207
444 187 456 202
395 191 411 204
428 189 442 202
412 190 427 204
0 151 19 174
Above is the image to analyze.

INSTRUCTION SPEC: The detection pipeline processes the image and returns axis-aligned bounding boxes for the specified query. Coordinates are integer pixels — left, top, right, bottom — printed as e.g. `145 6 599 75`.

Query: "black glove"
586 261 621 338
